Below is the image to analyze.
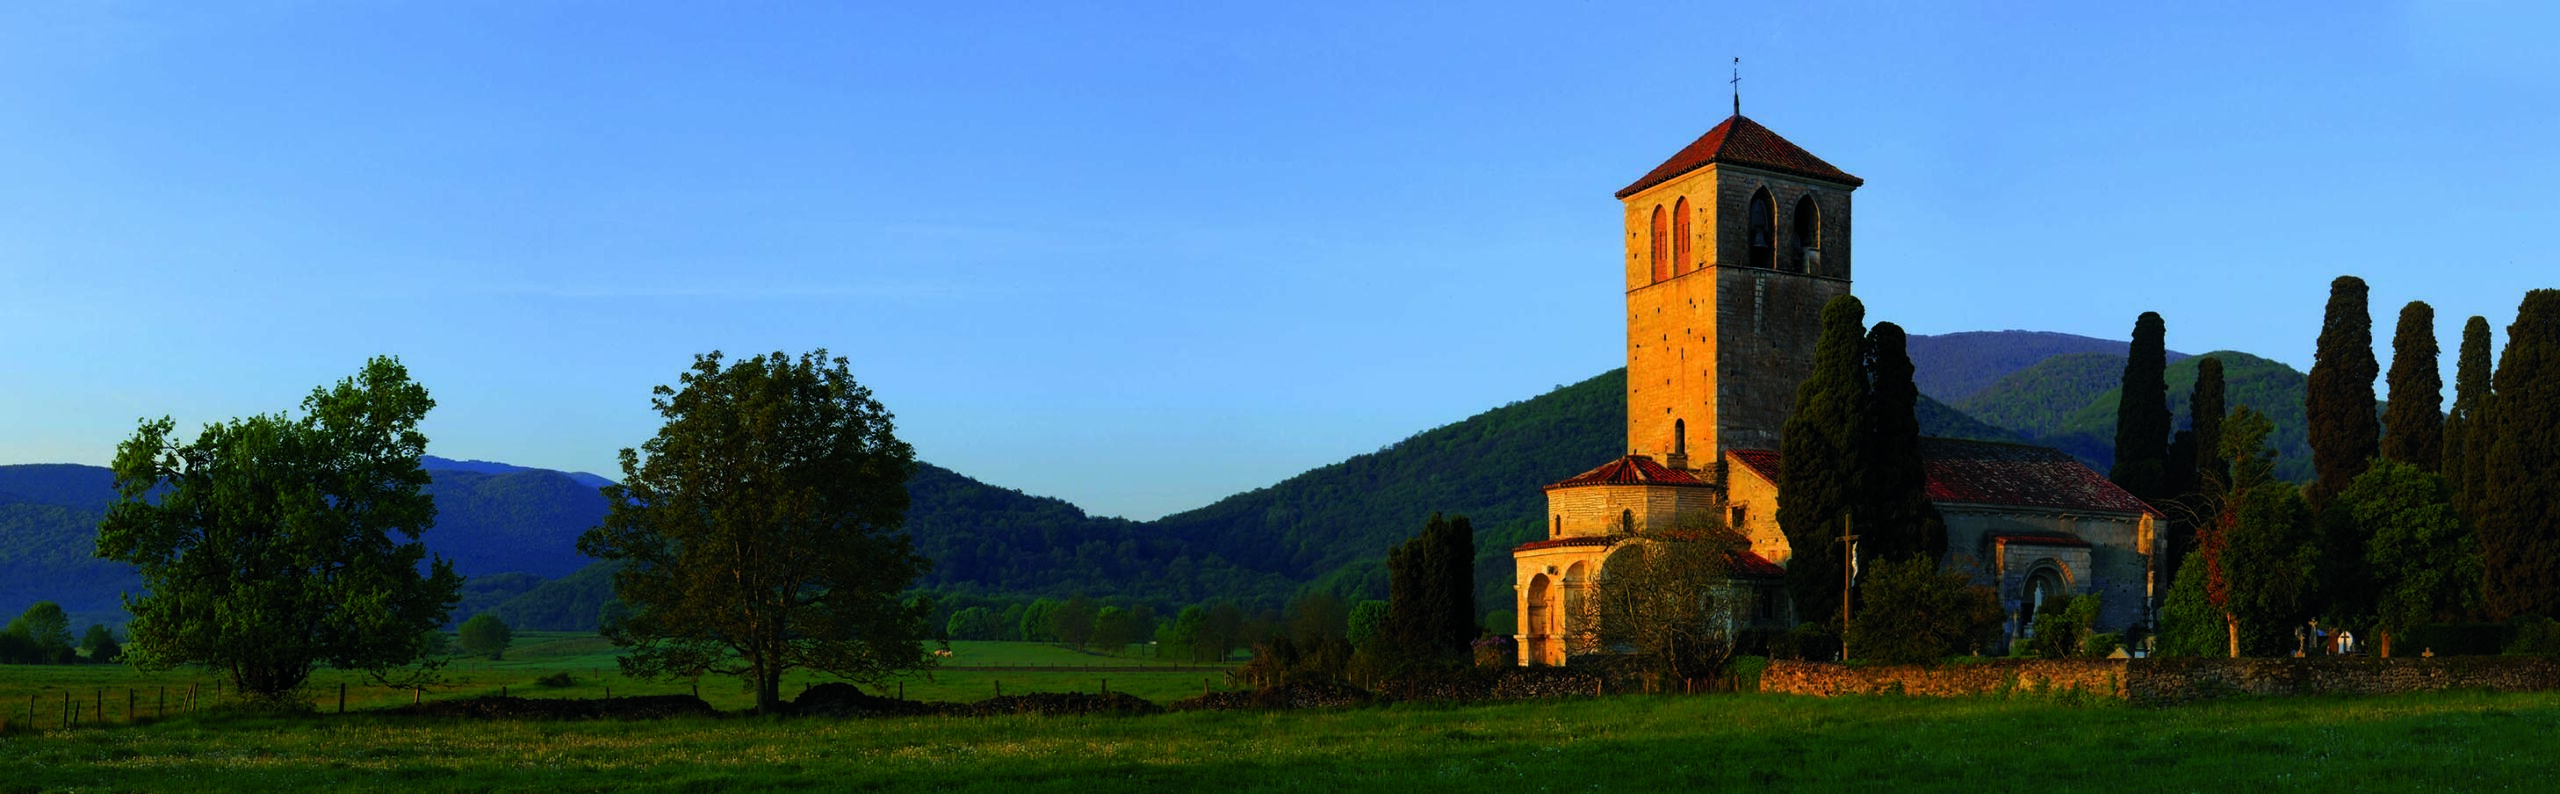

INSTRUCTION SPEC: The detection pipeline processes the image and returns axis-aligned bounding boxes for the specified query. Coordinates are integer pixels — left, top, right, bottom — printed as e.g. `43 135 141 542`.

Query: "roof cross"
1730 57 1741 117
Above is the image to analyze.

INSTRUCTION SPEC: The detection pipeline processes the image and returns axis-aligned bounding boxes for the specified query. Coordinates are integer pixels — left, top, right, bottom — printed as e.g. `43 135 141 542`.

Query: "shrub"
2406 623 2512 656
534 672 576 688
2083 632 2124 658
1843 557 2003 665
2505 617 2560 656
1770 623 1838 662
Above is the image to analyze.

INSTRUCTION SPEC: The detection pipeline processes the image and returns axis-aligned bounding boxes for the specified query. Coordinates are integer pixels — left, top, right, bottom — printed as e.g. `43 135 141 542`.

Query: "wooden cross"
1731 57 1742 116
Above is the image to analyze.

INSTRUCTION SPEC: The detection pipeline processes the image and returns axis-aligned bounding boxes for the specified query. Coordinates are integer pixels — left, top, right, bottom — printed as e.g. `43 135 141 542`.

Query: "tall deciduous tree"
96 357 461 700
1779 295 1867 625
2347 460 2476 656
2111 311 2174 503
2160 356 2228 609
2306 275 2380 511
578 350 933 714
2479 290 2560 620
2443 315 2495 522
1859 322 1947 565
2201 407 2320 657
1382 513 1475 664
1580 516 1745 683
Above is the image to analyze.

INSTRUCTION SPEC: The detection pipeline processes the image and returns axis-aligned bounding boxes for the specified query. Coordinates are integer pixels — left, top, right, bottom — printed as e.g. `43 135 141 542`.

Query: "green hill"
1956 350 2313 482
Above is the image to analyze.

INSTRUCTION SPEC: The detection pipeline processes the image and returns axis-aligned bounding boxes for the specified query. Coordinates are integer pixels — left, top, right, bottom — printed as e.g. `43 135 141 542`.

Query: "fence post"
338 684 346 714
127 689 134 722
158 687 165 719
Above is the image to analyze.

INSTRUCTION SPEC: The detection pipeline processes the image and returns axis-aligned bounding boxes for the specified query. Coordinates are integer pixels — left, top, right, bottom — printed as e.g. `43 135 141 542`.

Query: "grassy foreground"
3 689 2560 792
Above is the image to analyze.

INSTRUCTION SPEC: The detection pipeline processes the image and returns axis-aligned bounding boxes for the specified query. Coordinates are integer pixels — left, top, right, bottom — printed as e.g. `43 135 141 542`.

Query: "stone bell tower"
1615 114 1861 483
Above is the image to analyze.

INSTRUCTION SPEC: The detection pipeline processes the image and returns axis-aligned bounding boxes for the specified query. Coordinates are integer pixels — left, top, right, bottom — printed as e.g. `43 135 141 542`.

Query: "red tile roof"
1729 449 1782 485
1510 536 1786 580
1919 438 2165 518
1616 115 1864 199
1721 439 2164 518
1545 455 1710 490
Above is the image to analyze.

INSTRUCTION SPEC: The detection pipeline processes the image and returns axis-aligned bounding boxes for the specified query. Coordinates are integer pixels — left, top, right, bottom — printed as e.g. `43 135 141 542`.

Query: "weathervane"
1731 57 1741 116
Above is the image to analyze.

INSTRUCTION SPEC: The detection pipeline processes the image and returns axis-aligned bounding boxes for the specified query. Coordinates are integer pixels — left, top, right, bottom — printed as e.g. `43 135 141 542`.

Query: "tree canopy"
95 357 461 700
2479 290 2560 620
458 613 514 661
1381 513 1475 666
577 350 935 714
1858 322 1948 565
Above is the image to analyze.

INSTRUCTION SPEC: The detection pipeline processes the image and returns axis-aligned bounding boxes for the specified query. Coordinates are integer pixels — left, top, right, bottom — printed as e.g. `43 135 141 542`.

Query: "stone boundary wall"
1760 657 2560 704
1761 659 2126 699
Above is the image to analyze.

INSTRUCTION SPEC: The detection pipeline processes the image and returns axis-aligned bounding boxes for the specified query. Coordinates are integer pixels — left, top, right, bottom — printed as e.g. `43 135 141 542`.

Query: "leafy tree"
2155 552 2226 657
96 357 461 700
1050 594 1098 648
2028 595 2103 660
944 607 1007 641
78 624 122 664
1859 322 1948 564
2480 290 2560 620
2306 275 2379 510
1844 557 2002 664
2346 460 2476 656
1345 599 1390 649
1090 605 1147 654
1382 513 1475 664
1019 598 1061 643
1779 295 1868 624
1286 591 1349 646
2200 408 2321 657
457 613 514 661
2380 301 2445 471
577 350 934 714
2444 316 2495 522
1482 609 1515 638
1578 518 1746 683
5 602 73 662
2110 311 2174 502
1198 599 1247 662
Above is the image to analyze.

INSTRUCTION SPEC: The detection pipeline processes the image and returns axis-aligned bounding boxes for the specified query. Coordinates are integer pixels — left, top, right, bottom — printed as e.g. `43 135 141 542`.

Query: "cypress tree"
2480 290 2560 620
2443 315 2494 522
1385 512 1478 661
2192 356 2228 494
2161 356 2227 605
2306 275 2380 511
1858 321 1947 565
2110 312 2173 503
1778 294 1867 626
2379 301 2444 472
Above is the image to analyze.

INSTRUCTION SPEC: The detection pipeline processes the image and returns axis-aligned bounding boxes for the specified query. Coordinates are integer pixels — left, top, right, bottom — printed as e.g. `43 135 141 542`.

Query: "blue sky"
3 2 2554 520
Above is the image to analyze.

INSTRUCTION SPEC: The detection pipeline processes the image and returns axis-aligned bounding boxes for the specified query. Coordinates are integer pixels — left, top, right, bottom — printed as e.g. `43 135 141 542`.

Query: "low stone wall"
1760 656 2560 704
1760 659 2125 699
2128 656 2560 704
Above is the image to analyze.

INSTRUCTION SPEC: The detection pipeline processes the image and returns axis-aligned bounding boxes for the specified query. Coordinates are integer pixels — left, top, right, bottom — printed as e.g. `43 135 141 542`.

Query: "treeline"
2110 280 2560 658
0 601 121 665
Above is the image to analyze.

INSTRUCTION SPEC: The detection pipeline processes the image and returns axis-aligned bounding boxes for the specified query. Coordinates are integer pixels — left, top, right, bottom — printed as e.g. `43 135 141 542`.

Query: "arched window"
1620 509 1635 535
1649 205 1669 283
1552 515 1562 538
1791 195 1822 275
1673 418 1686 458
1747 189 1776 270
1671 197 1691 275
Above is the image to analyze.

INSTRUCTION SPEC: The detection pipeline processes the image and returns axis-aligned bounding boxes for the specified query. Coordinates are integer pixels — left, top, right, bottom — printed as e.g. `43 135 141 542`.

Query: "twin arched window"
1792 195 1822 275
1747 189 1776 270
1649 205 1670 283
1671 197 1691 276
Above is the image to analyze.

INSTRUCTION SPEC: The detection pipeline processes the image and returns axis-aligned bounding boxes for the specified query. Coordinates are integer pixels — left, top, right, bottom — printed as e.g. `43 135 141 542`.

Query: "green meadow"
6 639 2560 792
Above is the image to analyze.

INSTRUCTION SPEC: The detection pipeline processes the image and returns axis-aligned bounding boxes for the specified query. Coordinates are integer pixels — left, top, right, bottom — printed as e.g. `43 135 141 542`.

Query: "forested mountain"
1906 331 2191 404
1956 350 2314 482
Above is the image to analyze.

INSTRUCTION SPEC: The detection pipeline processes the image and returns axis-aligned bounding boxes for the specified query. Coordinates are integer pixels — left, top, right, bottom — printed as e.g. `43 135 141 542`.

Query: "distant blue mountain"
422 456 615 489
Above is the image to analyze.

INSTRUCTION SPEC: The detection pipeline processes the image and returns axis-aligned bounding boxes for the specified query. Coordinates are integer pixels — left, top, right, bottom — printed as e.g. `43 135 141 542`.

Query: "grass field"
5 687 2560 791
8 640 2560 791
0 635 1237 721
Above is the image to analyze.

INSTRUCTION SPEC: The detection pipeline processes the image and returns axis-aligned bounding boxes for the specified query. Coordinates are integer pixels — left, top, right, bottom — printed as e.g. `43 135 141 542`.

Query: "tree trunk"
2378 629 2392 658
2226 613 2241 658
755 665 782 714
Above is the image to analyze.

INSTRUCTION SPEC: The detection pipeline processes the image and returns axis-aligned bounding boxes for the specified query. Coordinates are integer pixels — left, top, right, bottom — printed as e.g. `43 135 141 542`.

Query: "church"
1512 113 2163 665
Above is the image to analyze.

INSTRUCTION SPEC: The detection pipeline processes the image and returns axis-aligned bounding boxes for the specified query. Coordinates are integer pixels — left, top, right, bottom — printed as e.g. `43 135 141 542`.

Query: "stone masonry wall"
1760 657 2560 704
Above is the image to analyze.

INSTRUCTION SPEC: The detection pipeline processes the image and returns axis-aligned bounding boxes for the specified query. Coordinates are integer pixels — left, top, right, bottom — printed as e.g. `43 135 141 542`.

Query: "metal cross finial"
1731 57 1741 116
